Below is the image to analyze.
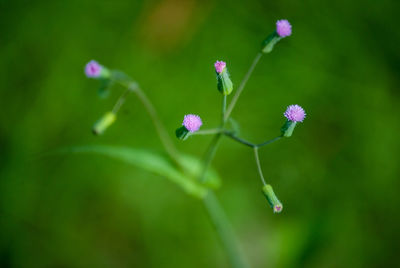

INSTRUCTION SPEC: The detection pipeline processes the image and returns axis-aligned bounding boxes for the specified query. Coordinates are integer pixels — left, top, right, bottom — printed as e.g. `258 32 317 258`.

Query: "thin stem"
223 131 256 148
112 89 131 114
196 54 265 266
190 128 222 136
203 192 249 268
134 87 180 161
253 147 267 185
221 95 227 124
198 94 228 183
257 136 282 148
224 52 263 121
199 134 222 183
115 80 179 161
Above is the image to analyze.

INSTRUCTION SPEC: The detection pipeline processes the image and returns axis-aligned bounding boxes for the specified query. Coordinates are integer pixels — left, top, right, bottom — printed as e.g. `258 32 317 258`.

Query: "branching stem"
224 52 263 120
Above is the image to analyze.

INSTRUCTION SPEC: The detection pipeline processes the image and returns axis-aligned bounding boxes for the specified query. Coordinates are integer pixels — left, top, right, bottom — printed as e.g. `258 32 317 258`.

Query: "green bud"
261 31 282 53
262 184 283 213
280 120 297 137
176 126 190 140
92 112 116 135
217 69 233 95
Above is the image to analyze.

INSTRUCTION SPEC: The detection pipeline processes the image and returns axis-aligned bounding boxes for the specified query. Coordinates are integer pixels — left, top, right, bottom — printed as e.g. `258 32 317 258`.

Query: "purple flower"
214 61 226 74
284 105 306 122
182 114 202 132
276 20 292 38
85 60 102 78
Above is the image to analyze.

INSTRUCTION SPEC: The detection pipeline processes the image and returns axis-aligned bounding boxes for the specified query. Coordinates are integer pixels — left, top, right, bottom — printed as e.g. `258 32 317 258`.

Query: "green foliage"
57 145 221 198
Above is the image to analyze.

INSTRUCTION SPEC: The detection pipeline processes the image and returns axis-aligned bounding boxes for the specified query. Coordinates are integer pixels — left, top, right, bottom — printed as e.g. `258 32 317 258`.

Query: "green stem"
203 191 249 268
190 128 222 136
223 132 282 149
223 131 257 148
224 52 263 121
253 147 267 185
112 89 132 114
116 80 180 162
199 133 222 183
257 136 282 148
196 55 266 266
222 95 227 124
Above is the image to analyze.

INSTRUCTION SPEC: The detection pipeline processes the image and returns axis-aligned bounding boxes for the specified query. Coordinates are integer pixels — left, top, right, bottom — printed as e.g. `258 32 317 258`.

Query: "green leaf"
56 145 221 198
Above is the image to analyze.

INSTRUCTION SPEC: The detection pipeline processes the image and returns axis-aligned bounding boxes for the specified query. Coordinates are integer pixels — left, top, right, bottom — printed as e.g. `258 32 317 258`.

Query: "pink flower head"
276 19 292 37
214 61 226 74
284 105 306 122
85 60 102 78
182 114 202 132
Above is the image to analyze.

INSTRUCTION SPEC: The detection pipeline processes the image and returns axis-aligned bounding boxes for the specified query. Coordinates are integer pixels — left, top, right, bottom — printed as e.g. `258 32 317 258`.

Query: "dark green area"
1 0 399 267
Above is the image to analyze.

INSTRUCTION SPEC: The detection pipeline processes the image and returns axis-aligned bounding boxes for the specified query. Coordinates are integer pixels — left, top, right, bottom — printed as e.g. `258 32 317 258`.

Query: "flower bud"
281 104 306 137
261 20 292 53
92 112 116 135
85 60 110 79
262 184 283 213
215 61 233 95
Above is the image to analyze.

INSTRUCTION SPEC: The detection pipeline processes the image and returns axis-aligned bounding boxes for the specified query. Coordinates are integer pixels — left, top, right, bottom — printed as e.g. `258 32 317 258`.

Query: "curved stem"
223 131 256 148
257 136 282 148
112 89 132 114
115 80 180 162
134 87 180 161
253 147 267 185
224 52 263 121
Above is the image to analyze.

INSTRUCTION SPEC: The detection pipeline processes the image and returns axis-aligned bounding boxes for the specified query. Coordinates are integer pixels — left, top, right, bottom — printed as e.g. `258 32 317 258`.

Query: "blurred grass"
1 0 400 267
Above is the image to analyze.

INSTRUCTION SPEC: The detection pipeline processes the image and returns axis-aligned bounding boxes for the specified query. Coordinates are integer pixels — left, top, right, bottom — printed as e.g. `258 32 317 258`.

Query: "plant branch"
224 52 263 121
223 131 256 148
116 80 180 161
110 74 247 267
257 136 282 148
190 128 222 136
112 89 132 114
198 133 222 183
253 147 267 185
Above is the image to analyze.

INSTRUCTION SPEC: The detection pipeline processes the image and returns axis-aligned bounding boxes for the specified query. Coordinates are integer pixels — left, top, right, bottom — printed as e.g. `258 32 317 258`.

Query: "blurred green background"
1 0 400 267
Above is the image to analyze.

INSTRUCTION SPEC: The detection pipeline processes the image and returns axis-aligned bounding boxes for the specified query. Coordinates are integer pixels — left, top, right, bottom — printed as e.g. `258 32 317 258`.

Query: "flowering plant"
80 19 306 267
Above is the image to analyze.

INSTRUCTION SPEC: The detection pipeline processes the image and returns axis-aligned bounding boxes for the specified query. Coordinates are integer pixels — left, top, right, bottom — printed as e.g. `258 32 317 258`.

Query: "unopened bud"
215 61 233 95
262 184 283 213
92 112 116 135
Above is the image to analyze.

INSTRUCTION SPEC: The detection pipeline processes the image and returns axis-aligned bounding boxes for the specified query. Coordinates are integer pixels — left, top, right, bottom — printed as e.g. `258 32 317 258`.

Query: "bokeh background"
1 0 400 267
